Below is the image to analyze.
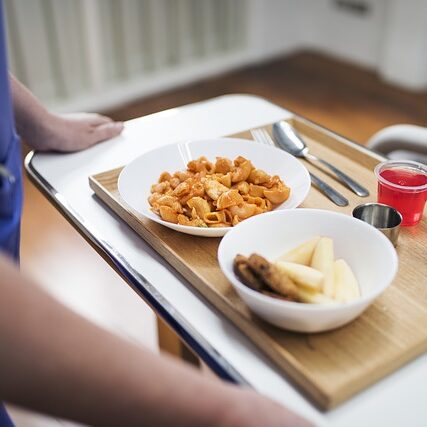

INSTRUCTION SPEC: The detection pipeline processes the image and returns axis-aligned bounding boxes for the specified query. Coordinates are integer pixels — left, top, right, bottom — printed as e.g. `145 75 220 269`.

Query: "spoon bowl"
272 122 308 157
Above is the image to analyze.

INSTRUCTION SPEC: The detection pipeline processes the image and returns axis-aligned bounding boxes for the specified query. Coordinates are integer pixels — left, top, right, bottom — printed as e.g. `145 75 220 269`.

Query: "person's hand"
34 112 124 152
219 388 312 427
10 75 124 152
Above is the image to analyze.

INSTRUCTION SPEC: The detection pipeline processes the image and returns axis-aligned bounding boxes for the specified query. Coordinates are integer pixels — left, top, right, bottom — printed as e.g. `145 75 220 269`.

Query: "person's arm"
0 255 310 427
9 75 123 152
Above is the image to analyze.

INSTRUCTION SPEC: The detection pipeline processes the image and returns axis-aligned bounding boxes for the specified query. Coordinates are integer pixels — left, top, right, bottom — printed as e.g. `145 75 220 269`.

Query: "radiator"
4 0 248 112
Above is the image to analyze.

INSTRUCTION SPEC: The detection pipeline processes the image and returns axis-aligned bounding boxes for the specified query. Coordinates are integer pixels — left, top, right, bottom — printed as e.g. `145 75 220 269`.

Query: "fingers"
85 113 113 127
62 112 113 126
91 122 124 144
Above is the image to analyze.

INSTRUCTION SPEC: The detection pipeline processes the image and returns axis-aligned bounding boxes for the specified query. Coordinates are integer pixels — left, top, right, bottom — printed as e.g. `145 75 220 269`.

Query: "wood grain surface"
89 116 427 410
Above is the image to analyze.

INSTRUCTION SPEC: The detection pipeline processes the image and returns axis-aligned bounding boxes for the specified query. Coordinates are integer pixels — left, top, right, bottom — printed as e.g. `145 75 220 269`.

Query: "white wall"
246 0 302 61
254 0 427 91
297 0 388 68
378 0 427 89
4 0 427 113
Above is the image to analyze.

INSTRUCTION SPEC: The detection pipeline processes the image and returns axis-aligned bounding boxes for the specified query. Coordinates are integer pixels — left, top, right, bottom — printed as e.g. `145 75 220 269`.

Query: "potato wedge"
296 287 336 304
275 261 324 291
334 259 360 302
311 237 335 297
276 237 320 265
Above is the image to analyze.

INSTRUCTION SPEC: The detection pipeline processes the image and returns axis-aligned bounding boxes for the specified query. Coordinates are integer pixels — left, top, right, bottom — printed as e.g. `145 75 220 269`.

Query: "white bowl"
118 138 310 237
218 209 398 333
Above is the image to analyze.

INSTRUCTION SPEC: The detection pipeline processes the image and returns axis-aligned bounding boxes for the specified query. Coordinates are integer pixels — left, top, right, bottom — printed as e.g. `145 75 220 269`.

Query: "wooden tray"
89 116 427 410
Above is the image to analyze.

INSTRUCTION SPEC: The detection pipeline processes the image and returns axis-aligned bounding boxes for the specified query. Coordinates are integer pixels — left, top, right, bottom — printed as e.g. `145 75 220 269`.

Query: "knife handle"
305 154 370 197
309 172 349 206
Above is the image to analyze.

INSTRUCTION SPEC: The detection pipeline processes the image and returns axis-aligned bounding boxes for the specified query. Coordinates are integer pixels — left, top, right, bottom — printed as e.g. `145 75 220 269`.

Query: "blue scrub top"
0 0 22 425
0 0 22 261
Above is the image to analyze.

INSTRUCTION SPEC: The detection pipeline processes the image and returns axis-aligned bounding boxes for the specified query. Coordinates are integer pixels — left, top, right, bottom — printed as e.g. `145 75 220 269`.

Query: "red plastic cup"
374 160 427 226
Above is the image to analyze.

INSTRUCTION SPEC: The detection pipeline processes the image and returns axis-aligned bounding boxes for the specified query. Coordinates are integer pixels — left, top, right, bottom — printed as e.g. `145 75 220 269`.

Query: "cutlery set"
251 122 370 206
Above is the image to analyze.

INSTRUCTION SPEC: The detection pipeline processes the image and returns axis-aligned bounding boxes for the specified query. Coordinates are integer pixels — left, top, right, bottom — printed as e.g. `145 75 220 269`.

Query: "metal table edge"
24 151 248 386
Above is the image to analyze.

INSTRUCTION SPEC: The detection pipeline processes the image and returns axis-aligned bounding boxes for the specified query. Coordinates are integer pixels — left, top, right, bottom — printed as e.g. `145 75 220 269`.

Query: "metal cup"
352 203 402 246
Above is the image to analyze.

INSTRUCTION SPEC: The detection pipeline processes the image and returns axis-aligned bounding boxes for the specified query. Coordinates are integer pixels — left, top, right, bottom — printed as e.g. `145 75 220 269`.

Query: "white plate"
218 209 398 332
118 138 310 237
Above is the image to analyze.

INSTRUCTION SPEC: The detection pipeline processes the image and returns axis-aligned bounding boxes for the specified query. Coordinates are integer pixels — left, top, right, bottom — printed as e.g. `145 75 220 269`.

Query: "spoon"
273 121 370 197
251 127 349 206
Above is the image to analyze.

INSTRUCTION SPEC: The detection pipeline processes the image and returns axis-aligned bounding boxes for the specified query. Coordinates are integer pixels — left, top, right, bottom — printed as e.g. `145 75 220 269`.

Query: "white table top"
26 94 427 426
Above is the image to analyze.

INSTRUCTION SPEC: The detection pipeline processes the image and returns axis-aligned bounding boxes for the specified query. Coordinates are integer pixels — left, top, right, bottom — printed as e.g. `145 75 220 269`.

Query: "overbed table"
25 94 427 426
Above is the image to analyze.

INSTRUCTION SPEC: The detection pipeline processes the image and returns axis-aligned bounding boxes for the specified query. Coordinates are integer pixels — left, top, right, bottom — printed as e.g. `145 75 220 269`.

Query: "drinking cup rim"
374 160 427 192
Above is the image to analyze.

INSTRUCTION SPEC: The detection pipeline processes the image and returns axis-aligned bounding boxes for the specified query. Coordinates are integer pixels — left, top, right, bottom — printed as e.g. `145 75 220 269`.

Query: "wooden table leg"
157 316 200 367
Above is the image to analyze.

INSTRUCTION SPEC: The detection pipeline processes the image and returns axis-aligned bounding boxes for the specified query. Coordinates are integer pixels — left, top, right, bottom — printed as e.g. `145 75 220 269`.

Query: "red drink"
375 161 427 226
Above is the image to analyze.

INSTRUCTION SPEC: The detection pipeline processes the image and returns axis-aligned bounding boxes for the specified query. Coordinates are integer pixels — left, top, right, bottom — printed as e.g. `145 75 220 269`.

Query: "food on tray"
234 254 265 291
275 262 324 290
276 236 320 265
148 156 291 227
233 236 361 304
334 259 360 302
310 237 335 297
234 254 299 301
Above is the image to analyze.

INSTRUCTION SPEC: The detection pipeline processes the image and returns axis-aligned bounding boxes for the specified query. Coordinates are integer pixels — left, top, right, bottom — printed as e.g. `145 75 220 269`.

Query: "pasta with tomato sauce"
148 156 290 228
